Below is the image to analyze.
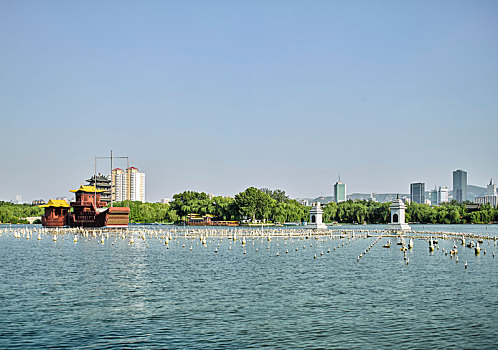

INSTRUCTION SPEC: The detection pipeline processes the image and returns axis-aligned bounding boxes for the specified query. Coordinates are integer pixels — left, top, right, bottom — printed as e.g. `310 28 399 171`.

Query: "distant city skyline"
6 165 496 204
1 1 497 202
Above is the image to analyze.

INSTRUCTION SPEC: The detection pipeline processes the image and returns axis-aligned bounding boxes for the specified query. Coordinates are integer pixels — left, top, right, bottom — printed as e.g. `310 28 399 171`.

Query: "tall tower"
453 169 467 203
126 167 146 203
334 175 346 203
112 168 125 202
410 183 425 204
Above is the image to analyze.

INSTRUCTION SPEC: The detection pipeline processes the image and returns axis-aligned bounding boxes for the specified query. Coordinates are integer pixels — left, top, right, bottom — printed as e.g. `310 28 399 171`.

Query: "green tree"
170 191 210 218
260 188 289 203
235 187 262 222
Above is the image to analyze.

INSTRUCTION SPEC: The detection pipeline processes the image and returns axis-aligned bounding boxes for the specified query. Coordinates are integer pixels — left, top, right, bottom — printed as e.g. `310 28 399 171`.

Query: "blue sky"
1 0 497 202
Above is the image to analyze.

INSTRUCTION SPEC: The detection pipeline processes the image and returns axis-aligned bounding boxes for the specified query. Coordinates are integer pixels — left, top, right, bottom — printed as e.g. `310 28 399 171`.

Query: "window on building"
393 213 398 223
311 215 316 223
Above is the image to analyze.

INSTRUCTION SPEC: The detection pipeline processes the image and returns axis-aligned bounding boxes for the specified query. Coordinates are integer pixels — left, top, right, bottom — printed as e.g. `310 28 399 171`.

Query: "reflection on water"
0 224 497 349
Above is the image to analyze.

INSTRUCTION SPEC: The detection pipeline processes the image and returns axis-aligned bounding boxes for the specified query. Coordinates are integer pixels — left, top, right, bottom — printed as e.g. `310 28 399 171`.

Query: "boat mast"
95 152 128 207
110 150 113 207
94 156 97 209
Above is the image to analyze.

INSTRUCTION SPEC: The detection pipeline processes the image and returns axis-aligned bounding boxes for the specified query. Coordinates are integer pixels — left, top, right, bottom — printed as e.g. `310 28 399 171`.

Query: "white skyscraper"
112 166 146 203
112 168 126 202
127 167 146 202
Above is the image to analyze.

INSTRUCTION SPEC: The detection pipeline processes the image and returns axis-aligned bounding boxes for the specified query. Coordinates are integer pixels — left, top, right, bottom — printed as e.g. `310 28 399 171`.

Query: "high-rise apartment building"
112 167 146 203
112 168 126 202
334 176 346 203
453 169 467 203
410 183 425 204
127 167 146 202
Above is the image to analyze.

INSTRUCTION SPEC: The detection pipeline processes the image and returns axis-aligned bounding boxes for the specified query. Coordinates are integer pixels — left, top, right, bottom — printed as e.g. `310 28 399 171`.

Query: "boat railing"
70 201 106 208
73 214 97 222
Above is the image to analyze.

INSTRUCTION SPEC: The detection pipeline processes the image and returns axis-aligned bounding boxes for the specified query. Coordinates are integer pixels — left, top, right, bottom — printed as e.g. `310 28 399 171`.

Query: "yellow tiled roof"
69 184 106 193
39 199 70 208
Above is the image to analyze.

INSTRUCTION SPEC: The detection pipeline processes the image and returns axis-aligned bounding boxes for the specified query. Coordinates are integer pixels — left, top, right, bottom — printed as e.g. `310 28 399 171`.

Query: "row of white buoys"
357 236 382 262
3 226 497 265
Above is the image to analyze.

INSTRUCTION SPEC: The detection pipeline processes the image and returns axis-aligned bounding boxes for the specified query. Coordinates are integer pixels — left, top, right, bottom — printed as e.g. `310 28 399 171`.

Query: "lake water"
1 224 497 349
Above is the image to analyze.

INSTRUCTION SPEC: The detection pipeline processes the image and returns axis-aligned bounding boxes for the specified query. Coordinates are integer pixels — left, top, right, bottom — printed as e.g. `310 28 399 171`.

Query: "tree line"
322 200 498 224
0 201 44 224
405 201 498 224
112 188 498 225
113 187 308 224
3 189 498 225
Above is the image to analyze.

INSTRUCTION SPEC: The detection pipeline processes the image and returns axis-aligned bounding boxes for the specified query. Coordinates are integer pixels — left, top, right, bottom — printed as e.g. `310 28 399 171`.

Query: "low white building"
388 196 411 231
299 199 309 206
475 179 498 207
307 202 327 229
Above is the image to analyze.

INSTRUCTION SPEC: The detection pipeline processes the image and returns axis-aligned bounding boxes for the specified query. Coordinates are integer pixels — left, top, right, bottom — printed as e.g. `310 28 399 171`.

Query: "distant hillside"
348 193 409 202
459 185 486 201
300 193 409 204
312 196 334 204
